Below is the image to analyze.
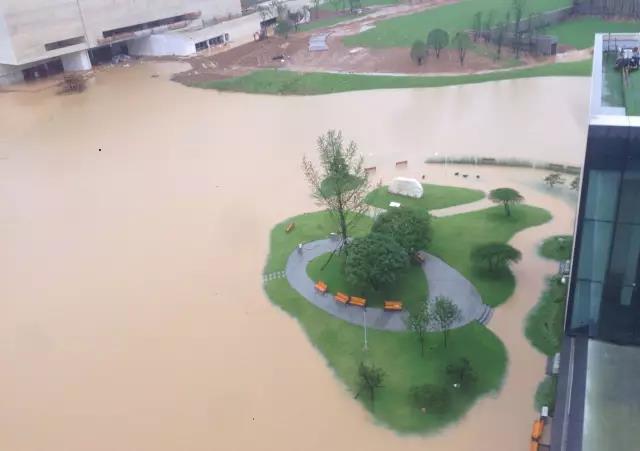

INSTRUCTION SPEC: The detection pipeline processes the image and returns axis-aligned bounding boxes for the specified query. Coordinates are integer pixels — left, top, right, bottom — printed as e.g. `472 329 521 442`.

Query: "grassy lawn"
525 275 567 356
264 211 507 433
431 205 553 307
544 17 640 49
200 60 592 95
307 252 428 310
535 374 558 412
539 235 573 261
343 0 571 48
365 183 485 211
264 211 372 274
300 0 400 31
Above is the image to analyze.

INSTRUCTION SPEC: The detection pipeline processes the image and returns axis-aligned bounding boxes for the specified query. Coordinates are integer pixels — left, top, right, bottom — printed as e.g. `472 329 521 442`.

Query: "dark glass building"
551 34 640 451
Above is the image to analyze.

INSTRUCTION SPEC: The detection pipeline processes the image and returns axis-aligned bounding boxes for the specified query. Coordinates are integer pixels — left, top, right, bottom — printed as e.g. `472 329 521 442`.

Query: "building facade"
0 0 243 84
551 33 640 451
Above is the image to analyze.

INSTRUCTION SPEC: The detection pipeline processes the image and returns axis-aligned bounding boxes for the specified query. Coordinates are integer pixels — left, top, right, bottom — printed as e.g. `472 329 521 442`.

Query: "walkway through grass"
306 251 428 310
200 60 591 95
264 211 506 432
264 200 551 432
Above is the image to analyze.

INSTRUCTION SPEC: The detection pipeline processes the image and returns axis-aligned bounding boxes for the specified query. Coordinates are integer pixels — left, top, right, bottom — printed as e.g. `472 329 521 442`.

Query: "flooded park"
1 62 588 451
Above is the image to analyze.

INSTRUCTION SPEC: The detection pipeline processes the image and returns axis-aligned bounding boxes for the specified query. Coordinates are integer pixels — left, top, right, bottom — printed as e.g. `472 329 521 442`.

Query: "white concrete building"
0 0 253 84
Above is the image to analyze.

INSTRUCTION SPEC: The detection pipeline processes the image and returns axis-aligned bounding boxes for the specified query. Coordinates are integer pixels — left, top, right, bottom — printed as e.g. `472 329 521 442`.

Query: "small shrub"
410 384 451 414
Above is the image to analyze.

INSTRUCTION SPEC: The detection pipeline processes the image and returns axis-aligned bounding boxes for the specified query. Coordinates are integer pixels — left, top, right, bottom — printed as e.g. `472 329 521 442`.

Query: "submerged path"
285 238 490 331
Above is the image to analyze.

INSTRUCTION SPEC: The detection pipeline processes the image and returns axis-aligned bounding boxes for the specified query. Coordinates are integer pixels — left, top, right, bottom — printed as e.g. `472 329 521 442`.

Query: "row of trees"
410 29 472 66
544 172 580 190
357 356 477 412
407 296 462 356
470 0 551 59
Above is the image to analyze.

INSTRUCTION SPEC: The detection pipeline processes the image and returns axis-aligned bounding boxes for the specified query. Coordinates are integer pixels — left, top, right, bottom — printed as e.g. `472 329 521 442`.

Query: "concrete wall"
129 13 261 57
1 0 88 65
0 63 23 85
0 0 242 65
0 7 16 64
128 34 196 57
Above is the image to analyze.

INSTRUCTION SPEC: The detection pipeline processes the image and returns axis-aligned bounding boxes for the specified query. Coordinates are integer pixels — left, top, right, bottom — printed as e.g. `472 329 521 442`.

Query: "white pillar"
61 50 92 72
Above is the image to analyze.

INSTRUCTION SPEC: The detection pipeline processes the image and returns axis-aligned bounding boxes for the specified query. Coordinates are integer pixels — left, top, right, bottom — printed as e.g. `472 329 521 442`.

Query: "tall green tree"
452 32 472 66
495 21 506 59
355 362 385 408
371 206 432 255
410 40 427 65
489 188 524 216
427 29 450 58
405 303 431 357
471 242 522 272
472 12 483 42
431 296 461 348
512 0 527 58
483 10 495 43
346 233 409 291
303 130 371 254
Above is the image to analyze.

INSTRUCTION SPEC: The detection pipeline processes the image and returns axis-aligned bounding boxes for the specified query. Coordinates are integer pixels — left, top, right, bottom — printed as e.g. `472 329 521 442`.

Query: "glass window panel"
584 170 621 221
616 170 640 224
577 219 614 282
571 280 603 331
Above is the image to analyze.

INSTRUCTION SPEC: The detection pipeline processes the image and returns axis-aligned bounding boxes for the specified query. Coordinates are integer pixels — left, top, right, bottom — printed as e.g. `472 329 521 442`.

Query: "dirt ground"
173 0 525 84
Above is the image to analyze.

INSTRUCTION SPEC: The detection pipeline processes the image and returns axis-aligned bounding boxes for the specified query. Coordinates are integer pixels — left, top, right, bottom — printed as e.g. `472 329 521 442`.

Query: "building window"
44 36 85 51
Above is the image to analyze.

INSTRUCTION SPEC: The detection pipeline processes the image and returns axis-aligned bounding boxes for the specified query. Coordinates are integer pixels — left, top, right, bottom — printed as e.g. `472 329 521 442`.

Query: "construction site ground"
171 0 579 86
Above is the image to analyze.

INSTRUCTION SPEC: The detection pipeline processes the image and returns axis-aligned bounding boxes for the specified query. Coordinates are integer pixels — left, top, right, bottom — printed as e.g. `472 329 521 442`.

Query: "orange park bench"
384 301 403 311
285 222 295 233
315 281 328 294
350 296 367 308
335 292 349 304
531 419 544 441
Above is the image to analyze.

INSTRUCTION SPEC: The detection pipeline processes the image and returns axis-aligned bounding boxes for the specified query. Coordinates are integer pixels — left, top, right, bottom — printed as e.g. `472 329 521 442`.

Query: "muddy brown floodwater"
0 62 588 451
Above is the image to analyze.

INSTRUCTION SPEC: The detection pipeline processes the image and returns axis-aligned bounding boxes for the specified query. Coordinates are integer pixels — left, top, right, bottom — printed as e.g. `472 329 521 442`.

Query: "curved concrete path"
285 238 489 331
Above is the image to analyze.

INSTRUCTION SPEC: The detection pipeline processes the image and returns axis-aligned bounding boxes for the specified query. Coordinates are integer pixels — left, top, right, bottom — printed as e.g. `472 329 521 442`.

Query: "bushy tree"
471 242 522 272
512 0 527 58
371 206 432 255
409 384 451 414
405 303 431 357
570 175 580 191
446 358 477 392
356 362 385 408
489 188 524 216
346 233 409 291
452 32 472 66
495 21 506 59
427 29 449 58
275 19 293 39
544 173 565 188
303 130 371 254
483 10 495 43
431 296 461 348
410 40 427 65
472 12 483 42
